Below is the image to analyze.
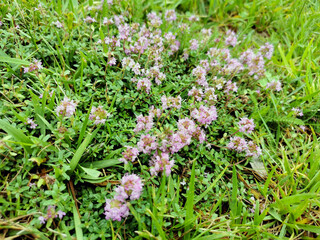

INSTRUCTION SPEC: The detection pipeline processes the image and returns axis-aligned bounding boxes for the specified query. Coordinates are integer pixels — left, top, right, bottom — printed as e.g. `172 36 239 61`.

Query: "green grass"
0 0 320 239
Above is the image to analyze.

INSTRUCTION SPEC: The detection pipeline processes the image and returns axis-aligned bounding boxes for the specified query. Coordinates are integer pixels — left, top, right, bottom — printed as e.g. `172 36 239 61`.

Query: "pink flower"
247 53 265 78
122 57 135 68
118 24 131 40
201 28 212 38
220 48 231 61
192 66 207 87
224 80 238 95
134 114 154 133
225 30 237 47
170 41 180 54
200 60 210 71
137 78 152 93
182 51 189 60
161 95 182 110
165 10 177 22
192 127 206 144
114 15 125 26
148 12 162 28
189 39 199 51
222 58 243 75
207 47 220 58
260 43 274 60
56 97 77 118
227 137 247 152
204 88 217 102
89 106 109 125
238 118 255 134
103 17 113 25
266 80 282 92
188 87 203 101
189 15 199 22
39 205 65 223
23 59 43 73
240 49 255 64
164 32 176 43
46 205 57 219
84 16 96 23
169 130 192 153
191 105 217 127
53 20 63 28
148 66 166 85
104 198 129 221
137 134 158 154
57 210 66 219
179 23 189 33
25 118 37 129
291 107 303 117
246 141 262 158
108 57 117 66
149 106 162 118
120 174 143 201
119 146 139 164
39 216 46 224
150 152 174 176
177 118 196 135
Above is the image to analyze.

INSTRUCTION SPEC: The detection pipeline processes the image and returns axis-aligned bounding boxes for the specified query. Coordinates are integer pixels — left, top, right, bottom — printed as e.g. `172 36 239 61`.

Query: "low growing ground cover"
1 0 320 239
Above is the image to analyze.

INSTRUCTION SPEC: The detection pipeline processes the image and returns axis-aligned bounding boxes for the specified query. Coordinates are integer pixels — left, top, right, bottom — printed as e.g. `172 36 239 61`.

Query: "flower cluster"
105 174 143 221
238 118 255 134
119 146 139 164
89 106 110 125
150 152 174 176
191 105 217 127
161 95 182 110
55 97 77 118
190 39 199 51
39 205 66 224
25 118 37 129
23 59 43 73
225 30 237 47
84 16 96 23
134 114 154 133
227 137 262 157
53 20 63 28
291 107 303 117
137 134 158 154
266 80 282 91
192 66 207 87
165 10 177 22
188 87 203 102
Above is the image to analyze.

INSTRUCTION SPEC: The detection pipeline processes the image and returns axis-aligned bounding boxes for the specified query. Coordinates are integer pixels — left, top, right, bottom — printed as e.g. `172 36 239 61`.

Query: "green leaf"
29 157 46 166
73 205 83 240
184 160 196 240
80 166 101 178
230 165 238 220
69 128 99 172
81 159 121 169
146 209 167 240
0 56 30 65
0 119 33 154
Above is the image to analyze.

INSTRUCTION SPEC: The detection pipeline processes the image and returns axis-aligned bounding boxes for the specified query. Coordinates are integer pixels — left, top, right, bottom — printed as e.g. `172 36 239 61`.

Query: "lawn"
0 0 320 239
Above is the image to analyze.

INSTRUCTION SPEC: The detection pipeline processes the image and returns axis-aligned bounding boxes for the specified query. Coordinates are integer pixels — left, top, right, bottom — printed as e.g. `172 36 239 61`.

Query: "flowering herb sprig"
39 205 66 225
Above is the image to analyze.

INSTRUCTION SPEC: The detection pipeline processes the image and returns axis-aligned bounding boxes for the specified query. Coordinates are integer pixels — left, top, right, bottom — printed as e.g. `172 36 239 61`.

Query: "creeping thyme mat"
1 0 320 239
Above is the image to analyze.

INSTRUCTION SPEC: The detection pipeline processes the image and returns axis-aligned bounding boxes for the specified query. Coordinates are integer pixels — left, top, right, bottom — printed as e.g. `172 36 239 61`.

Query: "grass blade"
184 160 196 240
0 119 33 154
73 205 83 240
